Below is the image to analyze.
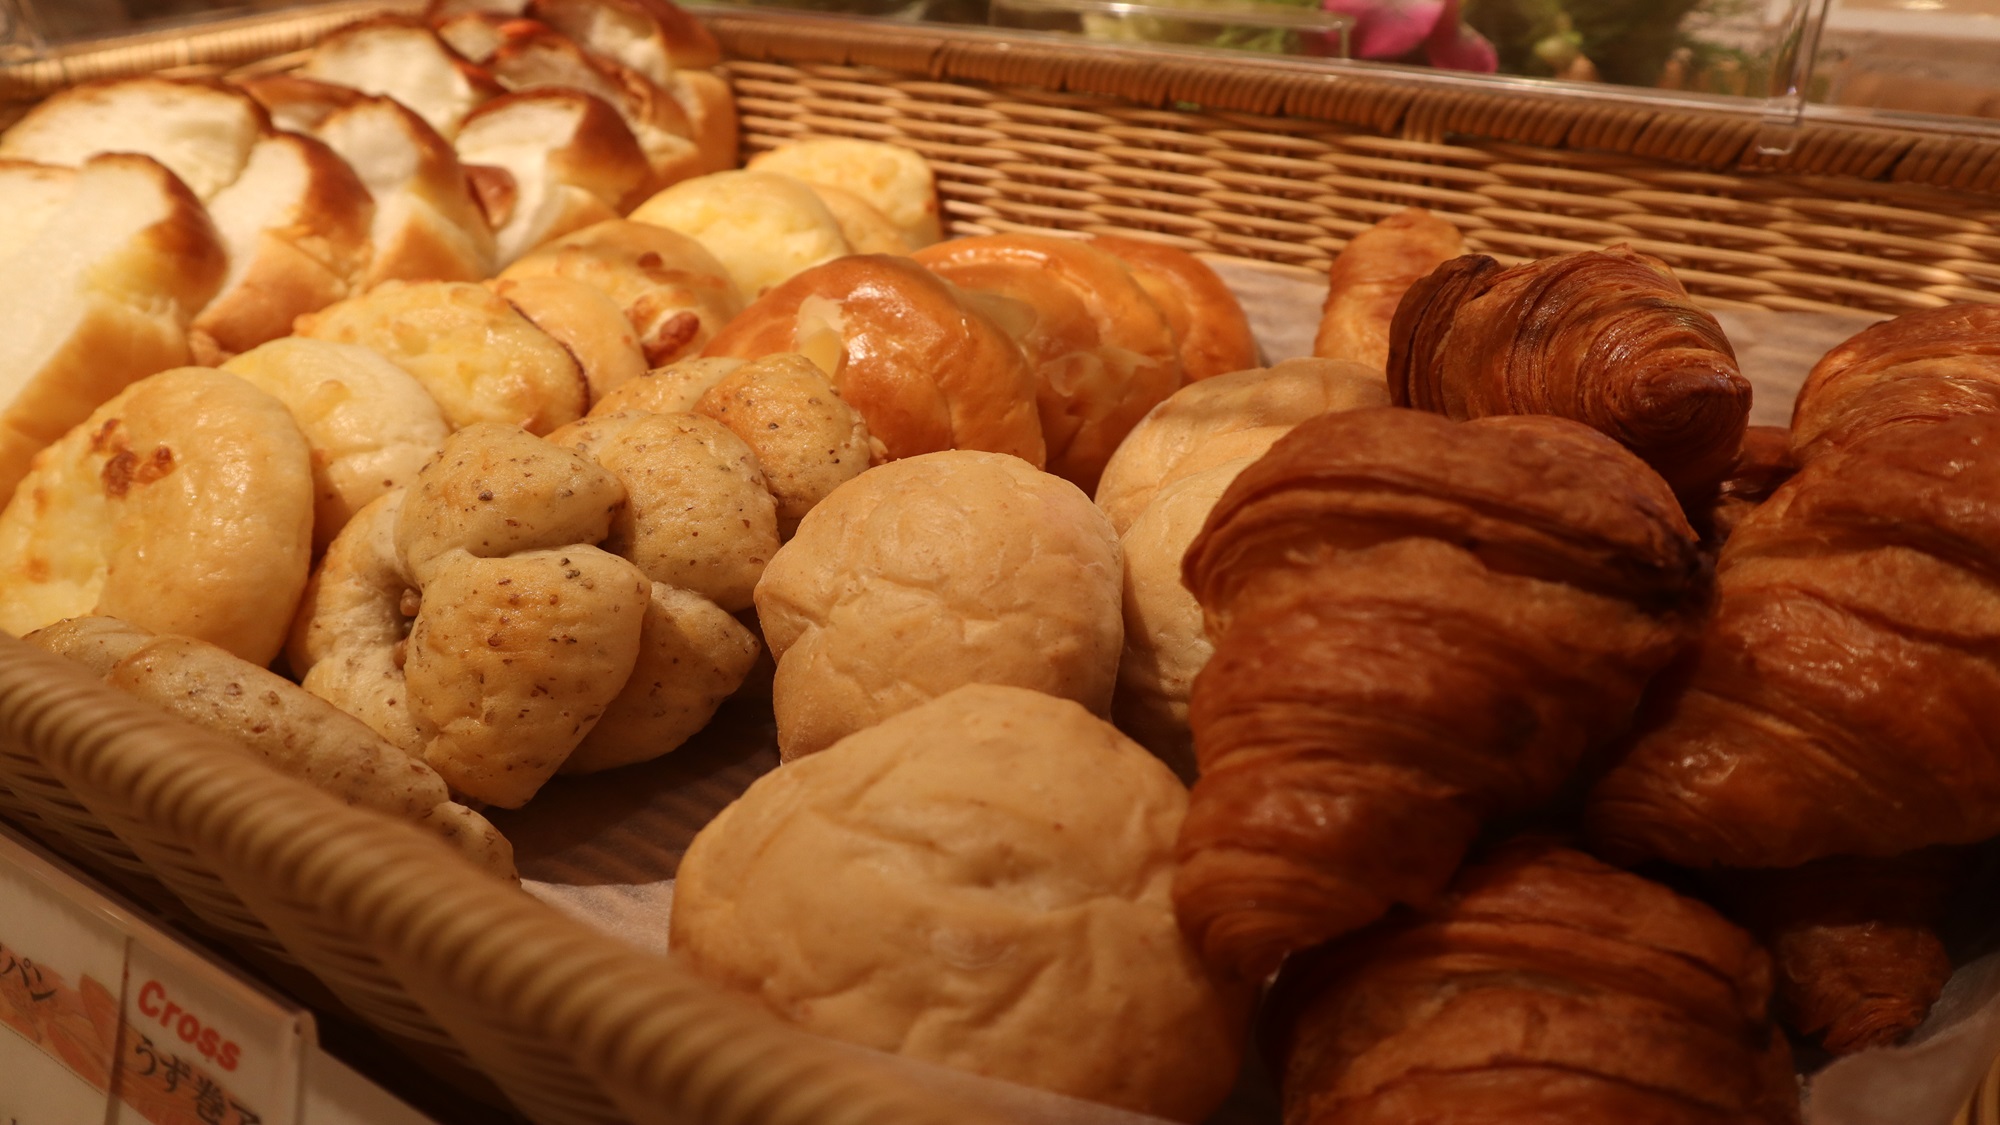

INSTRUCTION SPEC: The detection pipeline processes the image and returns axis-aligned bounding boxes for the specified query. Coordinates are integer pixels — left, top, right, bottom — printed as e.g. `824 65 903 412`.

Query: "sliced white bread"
300 15 504 140
235 74 369 134
527 0 678 85
455 88 650 266
486 24 702 191
0 154 227 501
0 161 80 263
669 69 737 178
311 94 497 285
434 10 521 64
190 132 376 363
0 76 270 202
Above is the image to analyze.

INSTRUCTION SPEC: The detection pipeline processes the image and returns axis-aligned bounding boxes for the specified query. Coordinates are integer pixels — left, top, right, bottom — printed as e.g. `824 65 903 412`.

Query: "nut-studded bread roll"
747 137 943 249
630 170 852 298
672 684 1248 1123
310 94 497 285
501 219 742 367
0 154 227 502
0 368 313 665
915 233 1184 492
1095 357 1389 536
754 450 1121 759
0 76 270 201
705 254 1045 467
1312 207 1465 372
1088 234 1258 381
1178 408 1704 979
300 15 503 139
29 616 516 881
297 280 588 434
456 88 651 266
220 338 451 551
189 131 375 364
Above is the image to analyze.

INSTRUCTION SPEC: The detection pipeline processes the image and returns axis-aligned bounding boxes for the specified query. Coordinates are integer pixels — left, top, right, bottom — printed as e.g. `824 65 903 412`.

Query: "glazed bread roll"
300 15 503 139
30 616 517 881
488 275 648 403
297 280 588 434
0 368 313 665
914 233 1183 492
455 88 652 266
671 683 1248 1122
704 254 1045 467
1088 234 1258 381
0 76 269 202
754 450 1121 759
629 170 852 298
1095 356 1389 535
746 137 943 248
220 337 451 551
1116 459 1254 780
189 132 374 364
1312 207 1466 372
500 219 743 367
0 153 227 502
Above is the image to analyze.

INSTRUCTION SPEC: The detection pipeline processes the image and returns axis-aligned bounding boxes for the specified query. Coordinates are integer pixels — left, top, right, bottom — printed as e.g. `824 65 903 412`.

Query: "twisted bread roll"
1087 234 1257 381
1388 245 1750 501
1179 407 1703 979
1270 841 1798 1125
1587 410 2000 867
500 219 742 367
1789 303 2000 463
1313 207 1463 372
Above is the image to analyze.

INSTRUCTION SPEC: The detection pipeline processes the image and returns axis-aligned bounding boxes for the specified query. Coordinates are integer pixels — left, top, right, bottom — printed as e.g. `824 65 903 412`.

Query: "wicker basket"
4 6 2000 1124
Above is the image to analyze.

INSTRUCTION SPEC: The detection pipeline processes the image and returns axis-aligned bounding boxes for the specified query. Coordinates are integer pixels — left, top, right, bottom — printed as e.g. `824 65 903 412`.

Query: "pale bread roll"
488 275 648 404
747 137 943 248
0 76 269 201
1088 234 1259 382
0 161 81 261
0 153 227 501
807 183 912 255
543 411 778 610
455 88 651 266
1094 356 1390 536
300 15 503 139
754 451 1122 759
702 254 1045 468
221 338 451 552
629 170 851 298
1114 459 1253 780
297 280 587 435
191 131 375 364
290 489 426 755
500 219 742 367
0 368 313 665
311 94 497 285
671 683 1247 1122
30 616 518 881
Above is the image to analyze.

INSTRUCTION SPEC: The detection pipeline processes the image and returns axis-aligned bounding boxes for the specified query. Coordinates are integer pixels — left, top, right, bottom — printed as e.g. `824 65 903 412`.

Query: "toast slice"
0 76 269 202
300 15 504 139
312 94 497 285
456 89 649 265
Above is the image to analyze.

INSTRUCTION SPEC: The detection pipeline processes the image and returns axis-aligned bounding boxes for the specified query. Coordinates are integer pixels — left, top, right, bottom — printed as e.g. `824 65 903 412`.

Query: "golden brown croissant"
1269 841 1799 1125
1177 407 1703 979
1312 208 1464 372
1790 303 2000 463
1387 245 1751 501
1587 410 2000 868
1707 424 1796 546
1707 850 1962 1055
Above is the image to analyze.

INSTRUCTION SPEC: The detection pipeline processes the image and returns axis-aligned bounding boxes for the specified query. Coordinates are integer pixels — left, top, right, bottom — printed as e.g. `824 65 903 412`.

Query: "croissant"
1706 850 1963 1055
1790 303 2000 463
1707 424 1796 546
1269 841 1799 1125
1387 245 1751 501
1177 407 1703 979
1312 208 1464 373
1587 410 2000 868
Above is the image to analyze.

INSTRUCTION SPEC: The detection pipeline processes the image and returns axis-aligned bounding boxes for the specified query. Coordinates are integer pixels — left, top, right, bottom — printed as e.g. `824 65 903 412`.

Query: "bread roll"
234 74 366 134
297 280 588 435
754 450 1121 759
485 23 702 191
1095 356 1389 535
300 15 503 138
704 254 1045 467
630 170 852 298
805 183 912 255
0 76 269 201
1088 234 1258 381
528 0 722 80
455 88 651 265
190 131 374 363
289 490 426 754
915 233 1183 492
500 219 743 367
488 275 648 404
311 94 497 285
1312 207 1465 372
0 153 227 502
671 683 1247 1122
747 137 943 248
0 368 313 665
688 354 875 536
221 337 451 552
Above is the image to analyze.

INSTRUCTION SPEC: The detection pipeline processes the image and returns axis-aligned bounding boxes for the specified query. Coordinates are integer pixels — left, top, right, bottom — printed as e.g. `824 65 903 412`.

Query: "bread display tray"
5 5 2000 1124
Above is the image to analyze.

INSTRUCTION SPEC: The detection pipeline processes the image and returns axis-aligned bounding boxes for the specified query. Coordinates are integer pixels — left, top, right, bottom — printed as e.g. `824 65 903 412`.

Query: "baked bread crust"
1089 233 1259 381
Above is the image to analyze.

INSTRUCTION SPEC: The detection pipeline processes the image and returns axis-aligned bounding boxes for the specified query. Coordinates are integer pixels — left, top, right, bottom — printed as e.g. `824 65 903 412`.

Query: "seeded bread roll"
672 683 1248 1122
754 450 1121 759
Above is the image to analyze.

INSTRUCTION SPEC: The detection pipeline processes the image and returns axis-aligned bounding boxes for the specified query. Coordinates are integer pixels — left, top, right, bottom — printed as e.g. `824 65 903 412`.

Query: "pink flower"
1322 0 1497 72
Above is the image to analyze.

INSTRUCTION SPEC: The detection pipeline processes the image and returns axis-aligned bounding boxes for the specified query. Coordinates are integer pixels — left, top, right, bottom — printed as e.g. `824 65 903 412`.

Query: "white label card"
0 845 129 1125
